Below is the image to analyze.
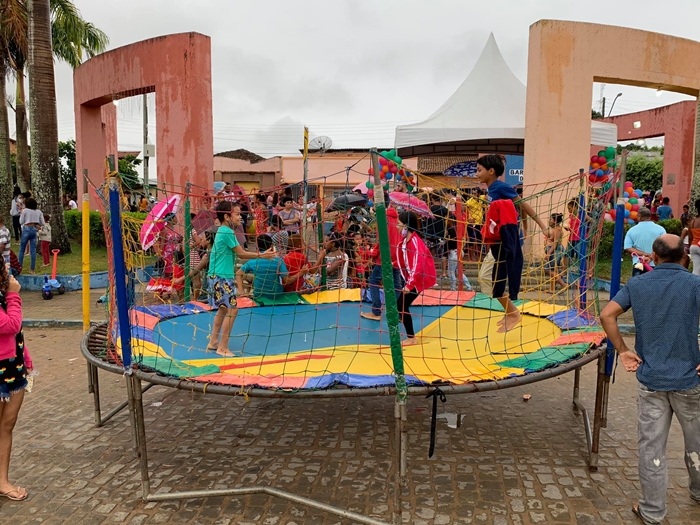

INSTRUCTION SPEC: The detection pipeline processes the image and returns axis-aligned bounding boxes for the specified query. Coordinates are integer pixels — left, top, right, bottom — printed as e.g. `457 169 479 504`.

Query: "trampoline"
112 289 604 391
81 153 622 525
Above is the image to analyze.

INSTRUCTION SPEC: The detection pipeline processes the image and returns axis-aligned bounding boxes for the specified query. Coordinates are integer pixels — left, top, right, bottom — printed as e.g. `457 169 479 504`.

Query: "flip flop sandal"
631 505 658 525
205 347 219 353
0 487 28 501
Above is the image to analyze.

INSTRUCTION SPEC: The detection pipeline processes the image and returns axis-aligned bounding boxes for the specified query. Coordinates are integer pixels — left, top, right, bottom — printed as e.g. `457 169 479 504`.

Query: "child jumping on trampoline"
477 155 547 332
207 201 273 357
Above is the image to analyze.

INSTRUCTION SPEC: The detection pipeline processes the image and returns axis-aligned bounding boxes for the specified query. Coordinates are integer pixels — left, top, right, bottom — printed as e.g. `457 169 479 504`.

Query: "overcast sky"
8 0 700 175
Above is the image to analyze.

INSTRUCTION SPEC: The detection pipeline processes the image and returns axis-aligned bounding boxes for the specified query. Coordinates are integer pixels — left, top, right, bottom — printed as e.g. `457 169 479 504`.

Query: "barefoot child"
477 155 547 332
206 201 272 357
544 213 566 292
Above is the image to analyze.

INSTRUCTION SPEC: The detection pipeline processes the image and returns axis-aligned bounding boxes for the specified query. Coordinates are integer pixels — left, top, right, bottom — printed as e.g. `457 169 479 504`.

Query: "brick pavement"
21 288 107 323
0 328 698 524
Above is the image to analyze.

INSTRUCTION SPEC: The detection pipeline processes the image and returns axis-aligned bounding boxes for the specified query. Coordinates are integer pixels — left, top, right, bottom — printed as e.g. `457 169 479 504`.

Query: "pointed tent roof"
395 34 616 156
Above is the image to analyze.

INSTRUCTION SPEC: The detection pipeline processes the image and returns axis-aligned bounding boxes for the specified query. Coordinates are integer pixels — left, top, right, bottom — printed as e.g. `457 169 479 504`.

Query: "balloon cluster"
588 147 617 186
365 150 414 206
605 181 644 225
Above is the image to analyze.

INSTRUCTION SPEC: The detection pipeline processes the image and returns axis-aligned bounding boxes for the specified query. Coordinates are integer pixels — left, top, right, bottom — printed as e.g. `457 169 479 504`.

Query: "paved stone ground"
21 289 107 323
0 325 698 524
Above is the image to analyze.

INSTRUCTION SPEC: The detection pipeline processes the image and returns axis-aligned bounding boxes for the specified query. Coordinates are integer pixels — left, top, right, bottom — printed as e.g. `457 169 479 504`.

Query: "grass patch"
595 256 632 283
18 242 109 275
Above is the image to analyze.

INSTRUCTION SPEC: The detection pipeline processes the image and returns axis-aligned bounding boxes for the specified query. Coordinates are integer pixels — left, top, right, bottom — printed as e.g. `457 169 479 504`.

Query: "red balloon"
389 164 398 174
379 157 388 166
589 174 598 184
590 155 598 163
368 166 374 176
631 204 639 211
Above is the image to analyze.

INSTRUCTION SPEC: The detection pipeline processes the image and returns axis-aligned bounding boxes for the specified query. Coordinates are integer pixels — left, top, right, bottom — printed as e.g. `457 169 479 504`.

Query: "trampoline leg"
87 362 103 427
393 399 408 525
130 375 151 499
572 367 581 410
601 377 611 429
589 352 607 472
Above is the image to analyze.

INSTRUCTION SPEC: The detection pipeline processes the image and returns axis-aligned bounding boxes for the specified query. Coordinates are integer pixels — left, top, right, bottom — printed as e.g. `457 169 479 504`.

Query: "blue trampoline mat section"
153 303 455 362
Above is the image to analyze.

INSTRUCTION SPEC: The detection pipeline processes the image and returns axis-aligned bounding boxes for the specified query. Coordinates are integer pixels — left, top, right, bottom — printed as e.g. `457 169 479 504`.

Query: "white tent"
395 33 617 156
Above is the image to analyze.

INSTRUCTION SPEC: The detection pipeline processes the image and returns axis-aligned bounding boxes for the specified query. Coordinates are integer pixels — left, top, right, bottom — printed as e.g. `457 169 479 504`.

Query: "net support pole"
455 195 466 291
577 170 589 312
370 149 408 525
82 169 91 332
184 184 192 302
109 179 133 371
317 202 326 287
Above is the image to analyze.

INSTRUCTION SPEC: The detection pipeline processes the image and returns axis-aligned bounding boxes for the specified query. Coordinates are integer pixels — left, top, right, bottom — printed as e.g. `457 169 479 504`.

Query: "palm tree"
27 0 68 252
0 1 25 215
3 0 108 192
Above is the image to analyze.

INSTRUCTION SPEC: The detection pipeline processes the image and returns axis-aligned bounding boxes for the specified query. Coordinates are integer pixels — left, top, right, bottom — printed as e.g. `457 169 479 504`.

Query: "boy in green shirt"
207 201 272 357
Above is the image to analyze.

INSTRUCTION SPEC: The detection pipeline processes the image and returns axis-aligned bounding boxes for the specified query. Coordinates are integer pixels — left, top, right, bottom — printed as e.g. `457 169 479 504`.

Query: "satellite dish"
309 136 333 154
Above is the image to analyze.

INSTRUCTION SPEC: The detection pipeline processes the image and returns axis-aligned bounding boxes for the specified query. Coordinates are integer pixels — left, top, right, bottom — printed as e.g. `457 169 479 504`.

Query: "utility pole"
143 94 149 196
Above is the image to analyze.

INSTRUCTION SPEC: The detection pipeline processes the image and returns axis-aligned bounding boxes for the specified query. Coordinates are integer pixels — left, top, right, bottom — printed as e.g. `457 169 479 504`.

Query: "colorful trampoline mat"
113 292 605 390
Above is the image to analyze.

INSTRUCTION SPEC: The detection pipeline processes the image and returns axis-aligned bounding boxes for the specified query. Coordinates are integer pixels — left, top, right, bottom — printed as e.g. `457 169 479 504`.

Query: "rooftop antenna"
308 135 333 156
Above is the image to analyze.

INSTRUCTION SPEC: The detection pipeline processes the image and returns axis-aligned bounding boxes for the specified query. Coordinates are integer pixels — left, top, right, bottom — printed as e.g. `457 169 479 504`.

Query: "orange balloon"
591 162 600 169
382 165 389 173
630 211 638 220
601 164 608 171
625 203 632 210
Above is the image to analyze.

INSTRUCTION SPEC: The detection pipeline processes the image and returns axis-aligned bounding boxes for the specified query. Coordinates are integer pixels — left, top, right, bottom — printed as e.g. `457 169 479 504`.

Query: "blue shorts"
207 276 237 309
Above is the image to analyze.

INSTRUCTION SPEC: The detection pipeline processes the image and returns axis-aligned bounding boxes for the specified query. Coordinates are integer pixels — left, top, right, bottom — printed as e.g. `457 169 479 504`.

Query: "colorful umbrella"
326 193 367 212
140 195 181 250
388 192 434 218
352 182 368 194
191 210 216 233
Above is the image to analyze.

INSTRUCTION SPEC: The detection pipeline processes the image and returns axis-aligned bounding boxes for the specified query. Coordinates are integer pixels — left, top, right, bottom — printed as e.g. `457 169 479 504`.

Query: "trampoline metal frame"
81 322 609 525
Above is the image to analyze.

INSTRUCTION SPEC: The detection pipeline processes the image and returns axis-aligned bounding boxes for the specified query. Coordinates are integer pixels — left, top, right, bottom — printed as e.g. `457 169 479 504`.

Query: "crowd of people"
149 155 578 346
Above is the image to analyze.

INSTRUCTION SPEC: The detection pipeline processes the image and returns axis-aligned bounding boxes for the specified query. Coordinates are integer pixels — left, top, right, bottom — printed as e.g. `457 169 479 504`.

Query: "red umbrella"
388 192 434 218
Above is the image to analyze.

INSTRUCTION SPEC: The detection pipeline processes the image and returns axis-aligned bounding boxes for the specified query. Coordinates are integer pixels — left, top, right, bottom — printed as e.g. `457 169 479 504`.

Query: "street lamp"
607 93 623 117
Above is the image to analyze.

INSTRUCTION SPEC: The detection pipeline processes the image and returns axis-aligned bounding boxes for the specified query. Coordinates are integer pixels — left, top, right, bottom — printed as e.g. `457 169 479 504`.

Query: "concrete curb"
23 319 91 328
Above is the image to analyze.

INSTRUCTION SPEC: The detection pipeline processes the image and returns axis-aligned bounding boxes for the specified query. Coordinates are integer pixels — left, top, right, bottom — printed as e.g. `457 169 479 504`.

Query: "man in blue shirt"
623 207 666 276
236 234 289 300
600 234 700 524
656 197 673 221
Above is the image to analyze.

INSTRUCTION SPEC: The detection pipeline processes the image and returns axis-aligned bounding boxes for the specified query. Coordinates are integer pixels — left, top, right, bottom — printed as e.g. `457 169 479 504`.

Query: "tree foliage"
118 154 142 189
624 155 663 193
58 138 76 196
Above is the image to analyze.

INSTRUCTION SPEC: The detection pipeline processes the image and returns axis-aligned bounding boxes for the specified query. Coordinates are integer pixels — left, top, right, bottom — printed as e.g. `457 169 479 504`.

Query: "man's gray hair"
638 207 651 219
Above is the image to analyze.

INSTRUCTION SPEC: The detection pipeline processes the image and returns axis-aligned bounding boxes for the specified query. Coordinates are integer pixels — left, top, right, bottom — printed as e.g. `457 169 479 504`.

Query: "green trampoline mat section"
496 344 590 371
139 356 220 378
464 293 527 312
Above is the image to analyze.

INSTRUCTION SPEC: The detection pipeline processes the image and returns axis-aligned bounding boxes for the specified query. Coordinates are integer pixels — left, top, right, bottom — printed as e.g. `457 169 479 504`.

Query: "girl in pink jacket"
0 263 31 501
396 211 437 345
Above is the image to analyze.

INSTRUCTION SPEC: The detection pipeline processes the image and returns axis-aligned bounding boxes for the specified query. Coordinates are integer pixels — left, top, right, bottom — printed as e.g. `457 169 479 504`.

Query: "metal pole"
82 170 91 332
125 372 140 455
132 375 151 498
108 179 133 370
87 362 103 426
317 202 326 287
370 149 409 524
143 94 149 196
184 184 191 302
589 351 607 471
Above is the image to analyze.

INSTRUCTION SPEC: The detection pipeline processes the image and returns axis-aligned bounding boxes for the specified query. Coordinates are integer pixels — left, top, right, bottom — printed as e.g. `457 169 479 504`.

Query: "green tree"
0 1 25 216
118 154 141 189
624 155 663 193
591 109 603 119
58 138 76 196
1 0 108 191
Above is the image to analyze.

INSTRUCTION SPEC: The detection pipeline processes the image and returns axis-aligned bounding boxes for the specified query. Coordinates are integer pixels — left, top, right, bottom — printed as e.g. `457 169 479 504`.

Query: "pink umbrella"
352 182 368 194
388 192 434 218
140 195 181 250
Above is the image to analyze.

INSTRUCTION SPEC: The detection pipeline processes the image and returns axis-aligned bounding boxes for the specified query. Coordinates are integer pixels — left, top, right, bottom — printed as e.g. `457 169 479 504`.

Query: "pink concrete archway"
524 20 700 205
73 32 214 201
602 102 696 208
